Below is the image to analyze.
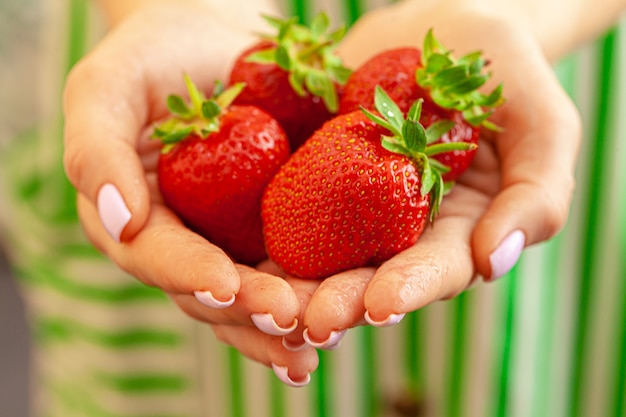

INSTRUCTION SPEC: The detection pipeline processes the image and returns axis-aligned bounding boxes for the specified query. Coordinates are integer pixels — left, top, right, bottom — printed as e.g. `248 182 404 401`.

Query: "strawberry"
229 13 352 150
339 30 504 181
153 75 290 265
339 47 426 116
261 87 473 279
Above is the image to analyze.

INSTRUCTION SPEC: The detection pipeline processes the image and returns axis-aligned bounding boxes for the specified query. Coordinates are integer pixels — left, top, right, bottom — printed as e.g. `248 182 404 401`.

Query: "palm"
296 6 580 341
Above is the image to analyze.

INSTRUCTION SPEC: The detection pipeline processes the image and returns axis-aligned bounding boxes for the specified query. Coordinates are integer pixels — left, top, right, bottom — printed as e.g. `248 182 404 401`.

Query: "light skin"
64 0 626 385
68 0 320 384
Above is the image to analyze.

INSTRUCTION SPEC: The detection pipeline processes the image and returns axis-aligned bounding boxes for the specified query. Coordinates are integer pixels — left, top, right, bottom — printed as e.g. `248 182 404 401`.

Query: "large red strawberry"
153 75 290 265
261 86 473 279
229 13 352 150
339 30 504 181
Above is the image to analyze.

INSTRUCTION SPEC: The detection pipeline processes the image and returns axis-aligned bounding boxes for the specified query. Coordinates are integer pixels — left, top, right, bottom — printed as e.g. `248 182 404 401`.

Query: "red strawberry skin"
421 109 479 181
339 47 478 181
261 110 430 279
339 48 428 115
158 105 290 265
229 41 335 150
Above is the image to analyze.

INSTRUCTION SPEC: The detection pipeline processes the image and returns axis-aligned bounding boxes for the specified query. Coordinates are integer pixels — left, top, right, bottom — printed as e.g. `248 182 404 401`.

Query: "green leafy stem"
152 74 245 153
361 85 476 221
416 29 505 130
245 12 352 113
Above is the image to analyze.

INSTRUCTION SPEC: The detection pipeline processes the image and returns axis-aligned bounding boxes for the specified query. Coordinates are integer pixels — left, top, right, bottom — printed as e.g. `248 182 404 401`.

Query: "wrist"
97 0 282 31
96 0 183 27
341 2 533 64
431 0 626 60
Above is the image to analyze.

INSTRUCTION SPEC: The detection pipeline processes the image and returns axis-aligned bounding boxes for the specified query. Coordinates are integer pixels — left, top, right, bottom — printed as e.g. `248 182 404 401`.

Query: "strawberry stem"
424 141 477 156
245 12 351 113
361 85 465 221
298 40 333 61
416 29 505 129
152 74 246 153
185 74 205 115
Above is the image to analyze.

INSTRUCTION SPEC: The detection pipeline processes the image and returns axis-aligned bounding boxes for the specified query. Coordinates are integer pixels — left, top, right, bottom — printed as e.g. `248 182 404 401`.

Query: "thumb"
63 54 151 243
471 67 582 280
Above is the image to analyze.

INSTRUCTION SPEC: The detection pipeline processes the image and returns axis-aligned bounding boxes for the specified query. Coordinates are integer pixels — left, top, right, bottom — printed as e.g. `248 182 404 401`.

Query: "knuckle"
212 326 230 345
538 178 575 238
62 144 88 187
63 60 103 188
63 58 98 105
561 99 583 150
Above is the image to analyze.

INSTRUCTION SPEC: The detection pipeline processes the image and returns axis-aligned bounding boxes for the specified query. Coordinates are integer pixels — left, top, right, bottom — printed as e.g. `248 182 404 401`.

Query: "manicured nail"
271 364 311 388
302 328 346 350
97 183 131 243
282 337 308 352
251 313 298 336
194 291 235 309
489 230 525 281
364 311 406 327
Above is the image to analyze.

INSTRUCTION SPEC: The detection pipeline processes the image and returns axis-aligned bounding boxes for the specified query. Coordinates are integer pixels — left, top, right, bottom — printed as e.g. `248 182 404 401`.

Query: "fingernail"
251 313 298 336
271 364 311 388
489 230 525 281
364 311 406 327
282 337 308 352
302 328 346 350
97 183 131 243
194 291 235 309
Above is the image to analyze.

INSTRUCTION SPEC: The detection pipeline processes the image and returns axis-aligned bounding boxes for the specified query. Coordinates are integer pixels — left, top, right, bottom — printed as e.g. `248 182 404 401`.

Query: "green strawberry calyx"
361 85 477 221
245 12 352 113
152 74 245 153
416 29 505 130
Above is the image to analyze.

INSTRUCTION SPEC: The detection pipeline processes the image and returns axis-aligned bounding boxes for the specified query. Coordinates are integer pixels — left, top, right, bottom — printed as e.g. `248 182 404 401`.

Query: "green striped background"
0 0 624 416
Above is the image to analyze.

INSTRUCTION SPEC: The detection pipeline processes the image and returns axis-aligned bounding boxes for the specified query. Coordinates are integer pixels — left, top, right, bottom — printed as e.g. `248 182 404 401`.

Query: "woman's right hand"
63 1 319 385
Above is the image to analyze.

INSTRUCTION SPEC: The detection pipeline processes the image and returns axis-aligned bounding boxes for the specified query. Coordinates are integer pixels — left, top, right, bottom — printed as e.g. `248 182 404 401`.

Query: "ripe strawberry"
153 75 290 265
229 13 352 150
339 47 426 116
261 87 473 279
339 30 504 181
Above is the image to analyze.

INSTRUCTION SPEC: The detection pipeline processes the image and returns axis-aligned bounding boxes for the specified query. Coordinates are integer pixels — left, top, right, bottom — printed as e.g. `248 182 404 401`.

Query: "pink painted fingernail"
251 313 298 336
194 291 235 309
489 230 525 281
302 328 346 350
97 183 131 243
364 311 405 327
282 337 308 352
271 364 311 388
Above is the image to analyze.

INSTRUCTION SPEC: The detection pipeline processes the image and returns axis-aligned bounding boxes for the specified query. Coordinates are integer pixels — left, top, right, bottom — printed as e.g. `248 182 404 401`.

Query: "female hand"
63 1 319 384
297 2 582 343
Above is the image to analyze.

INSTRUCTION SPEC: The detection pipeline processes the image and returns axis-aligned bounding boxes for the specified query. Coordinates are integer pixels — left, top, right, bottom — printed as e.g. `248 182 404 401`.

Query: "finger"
170 264 300 334
254 261 321 345
63 49 153 243
211 323 319 387
280 277 321 351
363 187 486 324
77 192 240 303
300 268 375 349
472 57 582 281
62 7 236 244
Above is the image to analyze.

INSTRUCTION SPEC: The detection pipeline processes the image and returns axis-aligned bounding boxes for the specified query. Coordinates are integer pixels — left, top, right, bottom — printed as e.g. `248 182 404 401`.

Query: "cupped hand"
64 2 318 383
298 3 581 341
